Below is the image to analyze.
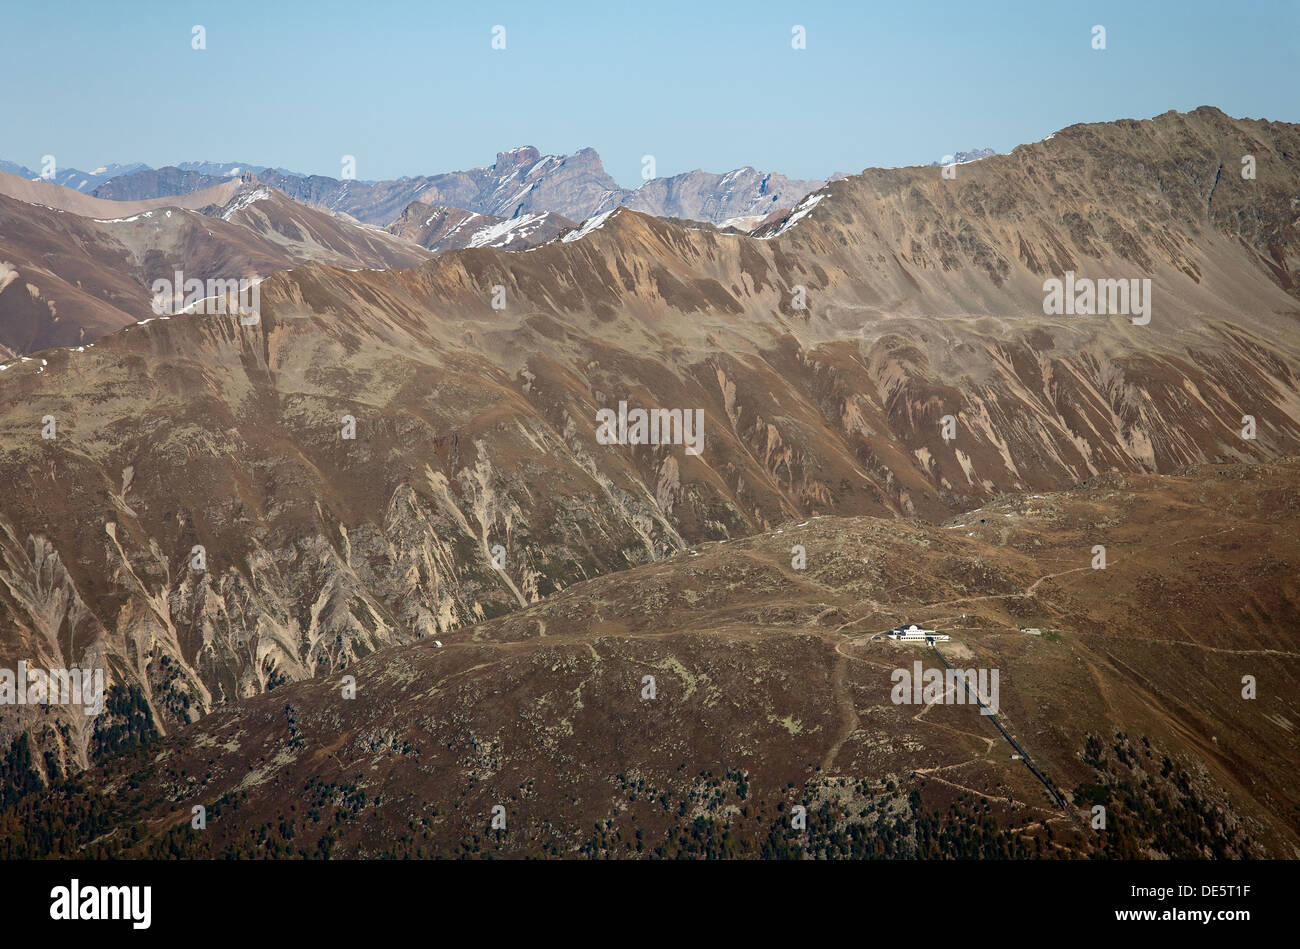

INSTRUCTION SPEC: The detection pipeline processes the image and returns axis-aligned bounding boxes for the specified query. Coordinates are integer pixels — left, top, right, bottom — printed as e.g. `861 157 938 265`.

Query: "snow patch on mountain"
467 212 553 248
561 209 615 243
220 187 273 220
758 192 825 239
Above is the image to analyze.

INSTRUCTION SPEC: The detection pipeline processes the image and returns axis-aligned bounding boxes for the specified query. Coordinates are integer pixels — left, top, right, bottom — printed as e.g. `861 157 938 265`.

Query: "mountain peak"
570 147 609 174
495 146 543 171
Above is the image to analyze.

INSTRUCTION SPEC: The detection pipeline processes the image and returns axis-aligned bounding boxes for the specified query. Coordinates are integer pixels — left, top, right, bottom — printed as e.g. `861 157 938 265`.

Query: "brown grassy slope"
2 459 1295 858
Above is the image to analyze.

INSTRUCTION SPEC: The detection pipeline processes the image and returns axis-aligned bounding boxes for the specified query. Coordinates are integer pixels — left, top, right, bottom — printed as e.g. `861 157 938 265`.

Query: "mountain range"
0 160 149 194
0 146 849 355
85 145 835 228
0 170 431 355
0 107 1297 857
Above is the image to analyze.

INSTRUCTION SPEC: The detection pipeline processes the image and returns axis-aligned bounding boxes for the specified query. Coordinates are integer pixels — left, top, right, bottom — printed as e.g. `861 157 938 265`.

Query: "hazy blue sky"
3 0 1296 187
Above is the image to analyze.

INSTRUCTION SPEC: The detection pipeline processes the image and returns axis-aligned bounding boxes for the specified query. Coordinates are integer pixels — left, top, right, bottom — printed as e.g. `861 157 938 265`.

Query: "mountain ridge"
56 147 829 229
0 174 432 355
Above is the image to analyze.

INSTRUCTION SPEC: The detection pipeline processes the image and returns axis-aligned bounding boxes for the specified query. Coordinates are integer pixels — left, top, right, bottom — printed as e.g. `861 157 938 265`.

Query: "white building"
886 624 950 642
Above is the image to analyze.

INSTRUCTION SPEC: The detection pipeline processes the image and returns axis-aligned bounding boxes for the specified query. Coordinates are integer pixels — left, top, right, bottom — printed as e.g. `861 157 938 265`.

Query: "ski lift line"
930 644 1085 833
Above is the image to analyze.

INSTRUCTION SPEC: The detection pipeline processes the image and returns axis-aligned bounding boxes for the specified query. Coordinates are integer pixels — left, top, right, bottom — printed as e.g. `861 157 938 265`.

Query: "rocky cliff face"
242 148 626 226
92 167 228 201
597 166 829 227
0 107 1297 798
